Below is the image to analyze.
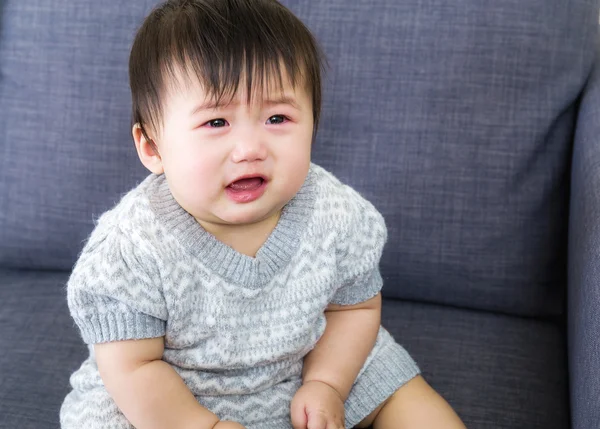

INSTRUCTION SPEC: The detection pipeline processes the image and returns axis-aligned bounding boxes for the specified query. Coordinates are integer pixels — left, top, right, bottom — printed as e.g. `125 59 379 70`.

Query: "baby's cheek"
281 157 310 196
175 156 218 193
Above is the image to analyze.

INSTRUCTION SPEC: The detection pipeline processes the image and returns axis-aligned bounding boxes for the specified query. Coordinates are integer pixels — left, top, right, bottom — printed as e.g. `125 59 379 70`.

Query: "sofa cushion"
0 270 567 429
0 270 87 428
383 300 568 428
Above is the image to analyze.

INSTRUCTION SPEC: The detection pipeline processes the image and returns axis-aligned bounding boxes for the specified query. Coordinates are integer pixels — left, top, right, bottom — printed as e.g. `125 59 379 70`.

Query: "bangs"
129 0 325 135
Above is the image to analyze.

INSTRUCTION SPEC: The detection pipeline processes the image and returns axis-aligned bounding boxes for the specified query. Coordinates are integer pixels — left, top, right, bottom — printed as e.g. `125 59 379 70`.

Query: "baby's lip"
226 174 268 187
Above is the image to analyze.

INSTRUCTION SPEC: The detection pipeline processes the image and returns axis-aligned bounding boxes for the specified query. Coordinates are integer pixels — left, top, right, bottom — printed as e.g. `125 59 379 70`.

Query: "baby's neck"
197 210 282 258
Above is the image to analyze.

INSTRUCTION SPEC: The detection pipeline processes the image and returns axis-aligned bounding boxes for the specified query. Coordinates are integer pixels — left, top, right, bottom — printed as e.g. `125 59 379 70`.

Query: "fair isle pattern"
60 164 420 429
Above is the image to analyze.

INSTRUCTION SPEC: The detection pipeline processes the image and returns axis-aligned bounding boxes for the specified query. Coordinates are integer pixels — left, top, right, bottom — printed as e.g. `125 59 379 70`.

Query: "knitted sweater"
60 163 419 429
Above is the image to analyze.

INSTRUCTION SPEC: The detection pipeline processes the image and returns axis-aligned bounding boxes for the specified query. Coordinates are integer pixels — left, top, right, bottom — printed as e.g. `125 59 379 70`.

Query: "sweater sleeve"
331 187 388 306
67 224 167 344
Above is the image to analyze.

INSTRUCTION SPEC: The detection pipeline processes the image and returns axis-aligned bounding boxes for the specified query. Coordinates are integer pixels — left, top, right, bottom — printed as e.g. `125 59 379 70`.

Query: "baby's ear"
132 123 164 175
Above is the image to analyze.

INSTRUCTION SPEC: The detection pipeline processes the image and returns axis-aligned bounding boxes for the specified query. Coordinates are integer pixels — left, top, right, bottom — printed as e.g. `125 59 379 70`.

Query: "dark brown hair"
129 0 326 141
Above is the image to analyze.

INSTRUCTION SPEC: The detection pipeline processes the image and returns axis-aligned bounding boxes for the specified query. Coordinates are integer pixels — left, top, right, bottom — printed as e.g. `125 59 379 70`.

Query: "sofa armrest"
569 52 600 429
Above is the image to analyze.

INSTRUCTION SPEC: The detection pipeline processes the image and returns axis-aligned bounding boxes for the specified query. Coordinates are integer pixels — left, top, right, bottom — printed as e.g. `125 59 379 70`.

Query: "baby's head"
128 0 325 228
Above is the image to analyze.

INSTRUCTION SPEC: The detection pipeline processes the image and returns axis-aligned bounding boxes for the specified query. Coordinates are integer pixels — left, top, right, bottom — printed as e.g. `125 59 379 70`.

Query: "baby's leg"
355 375 465 429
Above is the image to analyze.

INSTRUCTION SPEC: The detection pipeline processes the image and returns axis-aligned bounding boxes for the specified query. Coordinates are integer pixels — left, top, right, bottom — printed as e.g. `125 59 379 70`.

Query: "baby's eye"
204 118 229 128
266 115 288 125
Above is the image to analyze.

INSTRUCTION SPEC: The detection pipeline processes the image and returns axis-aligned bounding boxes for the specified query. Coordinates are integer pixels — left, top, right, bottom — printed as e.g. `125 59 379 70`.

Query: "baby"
60 1 466 428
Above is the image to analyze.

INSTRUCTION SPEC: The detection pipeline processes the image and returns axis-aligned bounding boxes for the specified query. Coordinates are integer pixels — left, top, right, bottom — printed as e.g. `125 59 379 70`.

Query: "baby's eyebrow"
262 96 301 110
190 95 300 115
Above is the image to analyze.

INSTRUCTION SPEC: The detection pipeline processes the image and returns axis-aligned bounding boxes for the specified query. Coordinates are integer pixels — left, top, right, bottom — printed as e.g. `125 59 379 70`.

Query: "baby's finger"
306 411 327 429
290 403 308 429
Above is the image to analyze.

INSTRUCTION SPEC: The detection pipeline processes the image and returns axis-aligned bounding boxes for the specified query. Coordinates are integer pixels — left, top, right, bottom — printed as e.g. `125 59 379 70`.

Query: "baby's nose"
231 133 268 163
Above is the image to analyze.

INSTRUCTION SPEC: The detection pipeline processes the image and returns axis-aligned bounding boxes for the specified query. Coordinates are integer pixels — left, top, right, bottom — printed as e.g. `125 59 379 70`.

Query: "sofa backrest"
0 1 154 270
1 0 597 317
284 0 598 317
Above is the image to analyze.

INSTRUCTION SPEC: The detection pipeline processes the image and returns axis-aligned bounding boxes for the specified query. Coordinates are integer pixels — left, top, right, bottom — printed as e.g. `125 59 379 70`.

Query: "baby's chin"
191 203 281 227
216 206 281 226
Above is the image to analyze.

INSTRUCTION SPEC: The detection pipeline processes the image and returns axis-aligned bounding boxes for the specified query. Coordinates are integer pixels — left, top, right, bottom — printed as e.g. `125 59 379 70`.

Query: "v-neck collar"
148 166 317 289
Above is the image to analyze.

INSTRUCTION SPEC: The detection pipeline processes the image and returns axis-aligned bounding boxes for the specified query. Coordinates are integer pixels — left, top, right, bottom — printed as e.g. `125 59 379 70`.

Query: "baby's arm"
301 293 382 400
95 337 243 429
291 294 381 427
299 181 387 400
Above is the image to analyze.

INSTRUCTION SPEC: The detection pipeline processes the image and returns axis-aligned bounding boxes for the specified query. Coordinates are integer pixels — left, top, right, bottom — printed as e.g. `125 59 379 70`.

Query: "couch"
1 0 599 428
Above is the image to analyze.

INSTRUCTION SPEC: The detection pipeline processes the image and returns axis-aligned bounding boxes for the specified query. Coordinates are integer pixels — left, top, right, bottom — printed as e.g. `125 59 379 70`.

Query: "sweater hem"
345 332 421 427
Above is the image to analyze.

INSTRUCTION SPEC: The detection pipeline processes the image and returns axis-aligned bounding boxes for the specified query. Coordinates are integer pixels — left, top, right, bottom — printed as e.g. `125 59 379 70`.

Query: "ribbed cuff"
331 268 383 306
345 336 421 427
76 311 166 344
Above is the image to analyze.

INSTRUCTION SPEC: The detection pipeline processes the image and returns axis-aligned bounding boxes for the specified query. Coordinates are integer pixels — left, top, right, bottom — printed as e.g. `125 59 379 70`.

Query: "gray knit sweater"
60 163 419 429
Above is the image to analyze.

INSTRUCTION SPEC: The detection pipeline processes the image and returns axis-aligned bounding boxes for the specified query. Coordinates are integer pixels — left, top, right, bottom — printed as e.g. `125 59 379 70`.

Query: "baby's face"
151 74 313 228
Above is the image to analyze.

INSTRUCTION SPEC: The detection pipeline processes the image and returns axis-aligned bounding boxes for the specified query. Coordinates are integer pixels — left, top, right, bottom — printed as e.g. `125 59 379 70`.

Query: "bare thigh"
355 375 465 429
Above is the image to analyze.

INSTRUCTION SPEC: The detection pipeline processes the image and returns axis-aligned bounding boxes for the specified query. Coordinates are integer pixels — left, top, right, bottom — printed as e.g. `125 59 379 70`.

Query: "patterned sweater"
62 163 419 428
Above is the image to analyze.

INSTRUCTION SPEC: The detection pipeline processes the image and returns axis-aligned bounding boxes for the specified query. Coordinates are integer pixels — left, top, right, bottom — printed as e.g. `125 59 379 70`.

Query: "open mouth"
227 176 265 192
225 175 268 203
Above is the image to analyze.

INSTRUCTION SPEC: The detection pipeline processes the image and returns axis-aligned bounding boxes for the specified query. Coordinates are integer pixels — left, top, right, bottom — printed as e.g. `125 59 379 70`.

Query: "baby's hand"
291 380 345 429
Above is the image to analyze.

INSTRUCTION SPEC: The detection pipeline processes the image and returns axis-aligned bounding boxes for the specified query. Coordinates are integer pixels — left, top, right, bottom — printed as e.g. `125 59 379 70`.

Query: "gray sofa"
1 0 600 428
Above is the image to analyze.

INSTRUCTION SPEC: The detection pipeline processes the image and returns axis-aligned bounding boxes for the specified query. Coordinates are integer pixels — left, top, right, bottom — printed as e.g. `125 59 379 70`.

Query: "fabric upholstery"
569 52 600 429
383 300 568 428
0 270 87 428
283 0 599 316
0 270 567 429
0 1 153 271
